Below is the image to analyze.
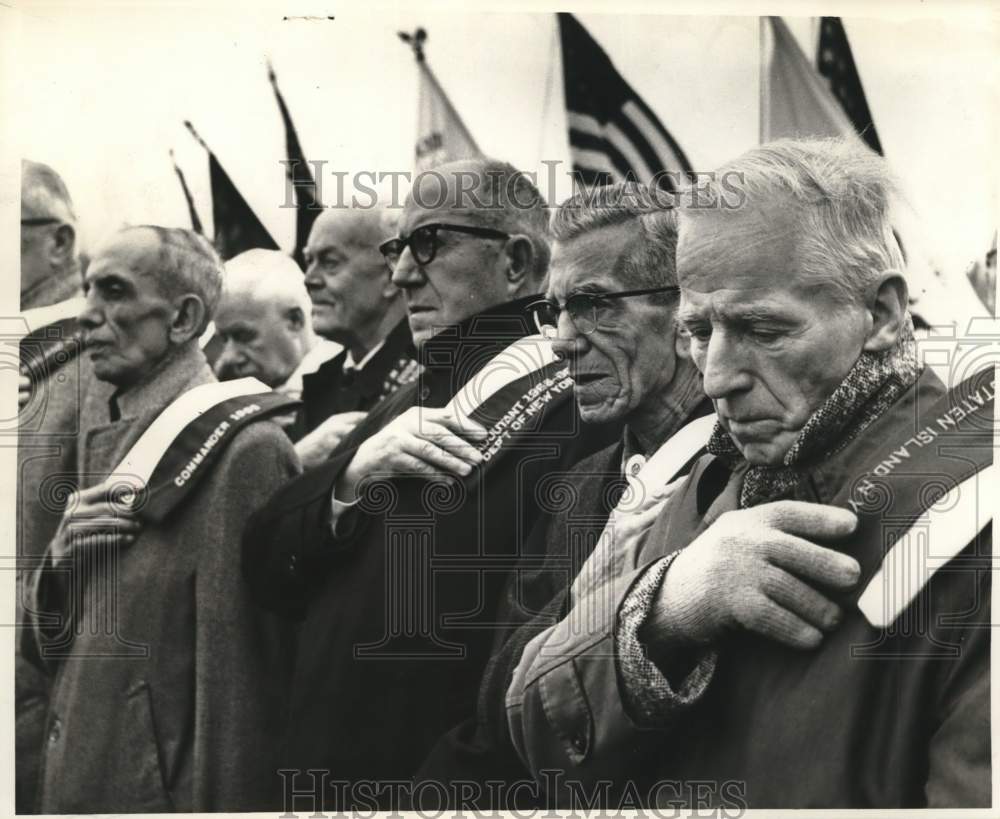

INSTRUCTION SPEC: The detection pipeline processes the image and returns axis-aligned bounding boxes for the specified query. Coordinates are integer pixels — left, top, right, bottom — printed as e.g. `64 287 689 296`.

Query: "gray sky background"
2 1 996 312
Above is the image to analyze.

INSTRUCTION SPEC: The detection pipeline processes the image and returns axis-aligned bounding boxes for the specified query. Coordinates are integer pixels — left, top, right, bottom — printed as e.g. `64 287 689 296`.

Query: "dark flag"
184 120 279 261
558 12 692 190
268 62 322 269
169 149 204 234
817 17 883 155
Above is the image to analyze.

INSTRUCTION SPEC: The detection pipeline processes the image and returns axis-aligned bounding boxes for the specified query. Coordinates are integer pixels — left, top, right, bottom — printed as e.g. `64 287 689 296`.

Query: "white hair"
681 138 905 306
223 248 312 321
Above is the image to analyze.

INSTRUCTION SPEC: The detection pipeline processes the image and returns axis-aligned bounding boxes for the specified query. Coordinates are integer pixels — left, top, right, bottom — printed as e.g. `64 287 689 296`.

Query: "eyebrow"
679 303 794 325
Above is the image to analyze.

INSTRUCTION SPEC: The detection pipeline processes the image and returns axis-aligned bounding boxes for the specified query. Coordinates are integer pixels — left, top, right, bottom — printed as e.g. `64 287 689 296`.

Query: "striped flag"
400 28 482 173
269 62 322 270
558 13 692 190
817 18 883 155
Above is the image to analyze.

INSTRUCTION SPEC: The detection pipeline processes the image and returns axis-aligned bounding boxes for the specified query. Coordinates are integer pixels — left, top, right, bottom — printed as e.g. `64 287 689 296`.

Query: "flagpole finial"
398 27 427 63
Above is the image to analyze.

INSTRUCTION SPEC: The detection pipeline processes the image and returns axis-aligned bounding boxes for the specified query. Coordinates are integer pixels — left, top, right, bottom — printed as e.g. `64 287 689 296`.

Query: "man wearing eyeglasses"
241 158 618 808
16 160 89 813
409 182 714 809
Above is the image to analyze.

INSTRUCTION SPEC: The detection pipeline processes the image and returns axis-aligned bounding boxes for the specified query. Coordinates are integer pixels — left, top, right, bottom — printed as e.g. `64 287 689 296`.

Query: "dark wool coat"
242 298 620 809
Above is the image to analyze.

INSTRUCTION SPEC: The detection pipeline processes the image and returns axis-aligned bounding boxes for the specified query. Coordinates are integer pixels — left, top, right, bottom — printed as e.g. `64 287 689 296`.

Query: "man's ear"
863 271 909 353
169 294 207 345
49 224 75 266
503 235 535 295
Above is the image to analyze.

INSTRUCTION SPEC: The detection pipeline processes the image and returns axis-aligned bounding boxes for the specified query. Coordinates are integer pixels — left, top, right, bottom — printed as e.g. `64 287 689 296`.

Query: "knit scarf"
707 316 922 509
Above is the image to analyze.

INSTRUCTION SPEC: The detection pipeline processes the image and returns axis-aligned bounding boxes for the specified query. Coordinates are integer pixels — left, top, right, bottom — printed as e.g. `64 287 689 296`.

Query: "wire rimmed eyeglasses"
528 286 680 337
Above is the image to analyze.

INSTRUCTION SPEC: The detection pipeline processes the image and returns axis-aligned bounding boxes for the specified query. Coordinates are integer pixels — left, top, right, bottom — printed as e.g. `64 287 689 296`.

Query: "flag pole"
758 17 768 144
183 120 211 154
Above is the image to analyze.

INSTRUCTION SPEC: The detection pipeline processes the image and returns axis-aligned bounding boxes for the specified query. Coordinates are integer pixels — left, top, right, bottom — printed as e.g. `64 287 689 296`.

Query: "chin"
735 438 794 466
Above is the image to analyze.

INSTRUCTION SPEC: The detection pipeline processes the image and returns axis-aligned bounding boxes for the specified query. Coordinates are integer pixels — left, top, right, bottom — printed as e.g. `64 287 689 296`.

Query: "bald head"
21 160 80 309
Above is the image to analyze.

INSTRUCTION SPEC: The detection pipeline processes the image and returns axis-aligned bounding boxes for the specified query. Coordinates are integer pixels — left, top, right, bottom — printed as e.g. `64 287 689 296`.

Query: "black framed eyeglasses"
379 223 510 271
528 286 680 337
21 218 61 227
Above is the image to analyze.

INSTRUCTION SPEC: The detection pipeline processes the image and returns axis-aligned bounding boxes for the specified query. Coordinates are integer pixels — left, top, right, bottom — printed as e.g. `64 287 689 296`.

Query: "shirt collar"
343 338 387 374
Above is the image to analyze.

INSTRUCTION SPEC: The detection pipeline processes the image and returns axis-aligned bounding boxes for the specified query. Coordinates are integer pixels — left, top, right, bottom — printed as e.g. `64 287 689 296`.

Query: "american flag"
817 17 883 155
558 13 692 191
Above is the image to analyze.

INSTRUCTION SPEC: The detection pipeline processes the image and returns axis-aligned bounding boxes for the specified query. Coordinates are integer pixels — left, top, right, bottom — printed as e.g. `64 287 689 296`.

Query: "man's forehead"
548 223 635 296
400 198 494 232
87 228 161 279
679 285 802 320
308 210 385 251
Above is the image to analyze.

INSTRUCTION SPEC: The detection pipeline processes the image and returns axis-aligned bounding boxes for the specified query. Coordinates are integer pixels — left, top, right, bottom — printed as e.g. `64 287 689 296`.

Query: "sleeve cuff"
616 552 717 729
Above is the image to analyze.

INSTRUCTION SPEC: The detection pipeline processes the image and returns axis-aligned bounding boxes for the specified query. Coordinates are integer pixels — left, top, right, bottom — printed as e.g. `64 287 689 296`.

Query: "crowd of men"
14 139 993 813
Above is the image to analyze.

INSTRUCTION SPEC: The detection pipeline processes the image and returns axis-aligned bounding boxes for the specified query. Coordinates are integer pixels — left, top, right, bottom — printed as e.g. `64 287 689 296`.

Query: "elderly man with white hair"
214 248 340 396
507 139 993 809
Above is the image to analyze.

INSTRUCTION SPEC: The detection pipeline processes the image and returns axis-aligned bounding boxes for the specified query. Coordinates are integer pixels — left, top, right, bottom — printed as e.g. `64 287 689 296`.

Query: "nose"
549 309 588 363
213 341 244 378
77 292 103 331
699 330 753 400
303 262 323 291
390 248 424 290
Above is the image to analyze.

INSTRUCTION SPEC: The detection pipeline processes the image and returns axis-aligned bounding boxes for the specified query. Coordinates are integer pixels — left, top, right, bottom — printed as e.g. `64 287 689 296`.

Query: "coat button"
48 718 62 744
287 553 298 575
419 386 431 401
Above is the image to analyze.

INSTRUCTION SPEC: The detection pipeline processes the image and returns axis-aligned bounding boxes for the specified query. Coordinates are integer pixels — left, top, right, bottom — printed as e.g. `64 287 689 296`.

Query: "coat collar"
79 343 215 482
114 342 215 420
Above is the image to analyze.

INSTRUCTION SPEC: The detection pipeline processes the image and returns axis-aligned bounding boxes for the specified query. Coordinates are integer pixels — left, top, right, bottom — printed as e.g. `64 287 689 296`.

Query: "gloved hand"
647 500 861 650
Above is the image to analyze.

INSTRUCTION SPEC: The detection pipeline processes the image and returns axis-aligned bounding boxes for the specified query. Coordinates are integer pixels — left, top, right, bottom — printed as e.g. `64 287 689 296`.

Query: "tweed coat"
23 343 300 813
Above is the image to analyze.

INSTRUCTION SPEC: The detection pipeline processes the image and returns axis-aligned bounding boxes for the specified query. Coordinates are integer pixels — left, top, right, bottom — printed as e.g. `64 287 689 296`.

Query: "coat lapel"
76 344 215 488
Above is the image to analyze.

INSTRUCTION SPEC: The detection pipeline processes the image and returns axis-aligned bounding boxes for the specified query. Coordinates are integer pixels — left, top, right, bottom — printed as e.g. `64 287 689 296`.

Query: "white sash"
857 462 995 628
617 413 717 512
443 334 558 424
571 413 716 604
113 377 269 492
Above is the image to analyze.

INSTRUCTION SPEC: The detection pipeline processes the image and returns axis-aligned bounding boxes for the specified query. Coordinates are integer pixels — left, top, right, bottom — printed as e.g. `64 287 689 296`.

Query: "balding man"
16 160 89 813
22 226 300 813
20 159 81 311
289 207 418 465
242 159 618 808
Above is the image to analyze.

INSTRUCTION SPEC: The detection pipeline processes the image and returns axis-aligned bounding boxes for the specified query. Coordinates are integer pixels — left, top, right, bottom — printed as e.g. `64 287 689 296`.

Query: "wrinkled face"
303 213 391 344
78 229 177 388
676 202 870 465
391 172 512 347
548 222 680 425
213 292 303 387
